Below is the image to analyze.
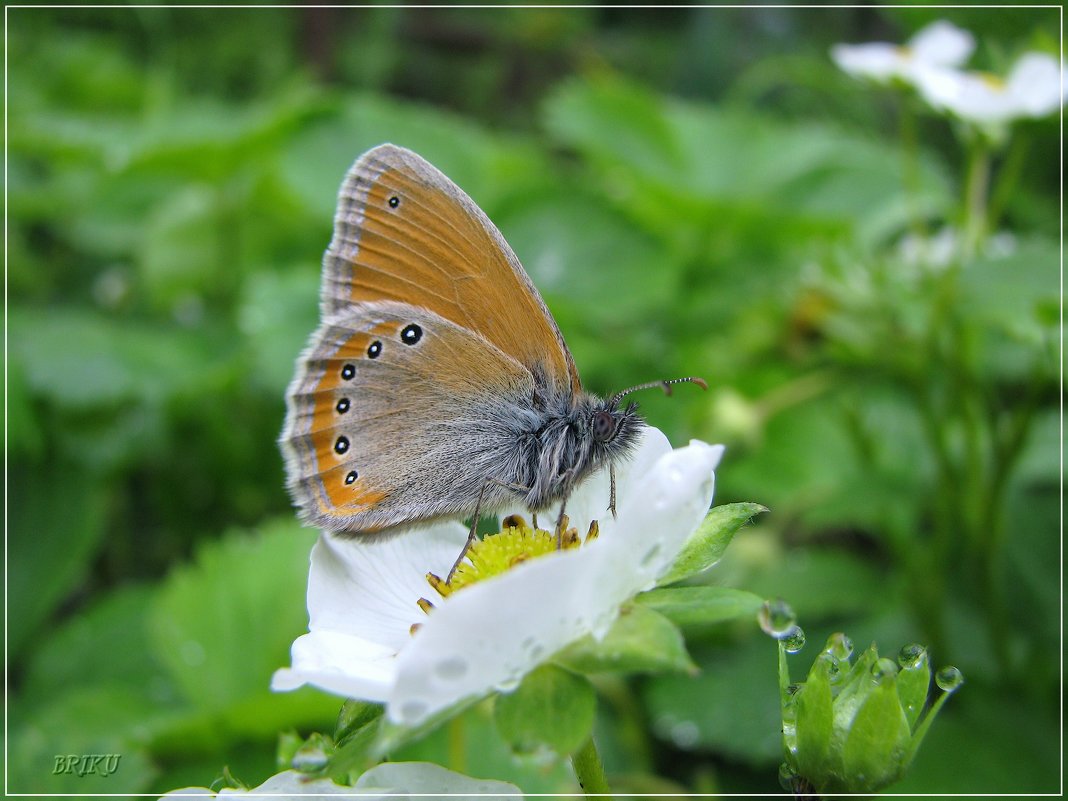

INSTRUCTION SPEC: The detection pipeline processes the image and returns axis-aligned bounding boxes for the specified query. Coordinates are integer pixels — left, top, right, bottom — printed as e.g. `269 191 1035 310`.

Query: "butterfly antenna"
610 376 708 407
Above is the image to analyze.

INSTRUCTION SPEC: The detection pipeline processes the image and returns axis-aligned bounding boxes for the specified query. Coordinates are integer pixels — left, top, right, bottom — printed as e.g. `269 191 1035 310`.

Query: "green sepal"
840 674 912 792
895 656 931 731
635 585 765 627
830 643 878 746
794 655 834 782
658 503 768 586
494 664 596 756
556 604 695 675
335 699 384 744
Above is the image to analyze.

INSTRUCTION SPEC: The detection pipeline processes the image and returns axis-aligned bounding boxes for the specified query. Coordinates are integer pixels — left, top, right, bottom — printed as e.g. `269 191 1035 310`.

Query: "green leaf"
494 664 596 756
19 583 180 710
7 687 159 795
643 637 783 765
658 503 768 586
840 675 911 792
635 585 764 628
147 518 316 712
555 605 694 675
389 700 578 795
7 462 109 659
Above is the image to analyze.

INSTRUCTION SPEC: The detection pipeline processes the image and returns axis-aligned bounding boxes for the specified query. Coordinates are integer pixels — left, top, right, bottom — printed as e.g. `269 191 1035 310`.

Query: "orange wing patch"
323 145 582 395
315 463 388 517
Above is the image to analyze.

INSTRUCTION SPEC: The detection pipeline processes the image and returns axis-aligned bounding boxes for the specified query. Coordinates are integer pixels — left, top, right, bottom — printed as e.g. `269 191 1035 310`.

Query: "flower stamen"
424 516 588 604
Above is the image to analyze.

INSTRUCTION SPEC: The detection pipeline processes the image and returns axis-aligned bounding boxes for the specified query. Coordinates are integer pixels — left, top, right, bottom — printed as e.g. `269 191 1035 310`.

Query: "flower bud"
776 633 962 794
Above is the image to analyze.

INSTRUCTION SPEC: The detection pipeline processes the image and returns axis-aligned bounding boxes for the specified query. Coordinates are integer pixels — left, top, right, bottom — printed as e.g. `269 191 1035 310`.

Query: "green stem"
899 100 927 239
571 736 612 799
961 138 991 260
986 132 1027 233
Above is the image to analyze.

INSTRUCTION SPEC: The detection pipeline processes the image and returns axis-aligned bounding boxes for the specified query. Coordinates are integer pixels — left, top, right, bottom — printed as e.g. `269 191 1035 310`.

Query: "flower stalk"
571 736 612 799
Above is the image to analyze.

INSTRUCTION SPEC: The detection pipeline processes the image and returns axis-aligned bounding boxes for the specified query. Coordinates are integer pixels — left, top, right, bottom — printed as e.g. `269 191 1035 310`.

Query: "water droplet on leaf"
871 657 898 684
758 598 797 637
824 632 854 661
898 643 927 670
782 625 806 653
935 666 964 692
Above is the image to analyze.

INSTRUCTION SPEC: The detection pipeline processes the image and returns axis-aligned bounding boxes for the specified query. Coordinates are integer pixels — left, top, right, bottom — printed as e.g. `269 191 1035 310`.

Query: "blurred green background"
6 5 1060 796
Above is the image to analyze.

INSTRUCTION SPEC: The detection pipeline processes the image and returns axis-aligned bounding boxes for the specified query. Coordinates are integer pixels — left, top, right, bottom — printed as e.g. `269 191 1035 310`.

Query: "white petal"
385 439 722 725
831 42 905 82
271 630 395 700
908 20 975 67
354 762 521 798
914 65 1016 124
160 770 360 799
1007 52 1065 117
307 522 468 651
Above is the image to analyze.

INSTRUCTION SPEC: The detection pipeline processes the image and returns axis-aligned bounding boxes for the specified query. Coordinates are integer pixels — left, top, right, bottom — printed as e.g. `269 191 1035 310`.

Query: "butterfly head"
589 399 643 452
590 375 709 455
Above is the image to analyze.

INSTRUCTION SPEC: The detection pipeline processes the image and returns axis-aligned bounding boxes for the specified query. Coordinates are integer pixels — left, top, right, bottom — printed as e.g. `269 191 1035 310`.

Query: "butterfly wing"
281 300 536 535
320 143 581 396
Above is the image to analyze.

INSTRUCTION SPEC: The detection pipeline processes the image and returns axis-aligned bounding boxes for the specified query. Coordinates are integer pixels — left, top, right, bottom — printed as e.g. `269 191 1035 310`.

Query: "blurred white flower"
273 427 724 727
161 762 520 800
831 20 974 85
915 51 1066 128
897 226 1018 269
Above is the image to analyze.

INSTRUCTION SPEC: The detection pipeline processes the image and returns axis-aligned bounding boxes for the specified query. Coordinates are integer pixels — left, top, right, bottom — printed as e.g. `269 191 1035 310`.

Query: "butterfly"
280 144 703 566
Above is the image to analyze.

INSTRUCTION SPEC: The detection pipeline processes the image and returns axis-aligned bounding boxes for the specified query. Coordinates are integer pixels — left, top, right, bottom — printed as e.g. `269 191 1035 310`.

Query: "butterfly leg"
447 476 532 582
608 462 618 519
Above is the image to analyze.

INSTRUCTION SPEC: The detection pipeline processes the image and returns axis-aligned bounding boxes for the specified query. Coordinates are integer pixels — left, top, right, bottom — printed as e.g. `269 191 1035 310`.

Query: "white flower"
273 427 724 727
914 51 1066 128
831 20 974 85
160 762 520 800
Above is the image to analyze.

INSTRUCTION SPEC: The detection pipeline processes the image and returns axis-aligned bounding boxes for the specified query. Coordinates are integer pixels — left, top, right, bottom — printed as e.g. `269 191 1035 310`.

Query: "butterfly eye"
592 411 616 443
400 324 423 345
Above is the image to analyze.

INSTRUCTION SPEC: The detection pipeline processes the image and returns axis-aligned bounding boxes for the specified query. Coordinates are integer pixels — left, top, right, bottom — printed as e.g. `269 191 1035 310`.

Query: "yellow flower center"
423 515 599 603
977 71 1006 91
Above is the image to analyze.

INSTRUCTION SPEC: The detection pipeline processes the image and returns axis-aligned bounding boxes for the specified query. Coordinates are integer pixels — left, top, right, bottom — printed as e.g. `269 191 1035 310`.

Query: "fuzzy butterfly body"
281 144 645 537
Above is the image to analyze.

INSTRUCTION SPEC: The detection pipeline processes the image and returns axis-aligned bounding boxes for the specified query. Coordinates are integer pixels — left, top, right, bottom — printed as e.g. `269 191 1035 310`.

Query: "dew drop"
640 543 662 567
778 762 798 792
782 625 806 653
180 640 206 667
497 676 521 692
758 598 797 638
816 652 841 682
824 632 854 661
669 720 700 749
898 643 928 670
871 657 899 684
935 665 964 692
398 699 429 723
291 744 329 772
434 656 469 681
